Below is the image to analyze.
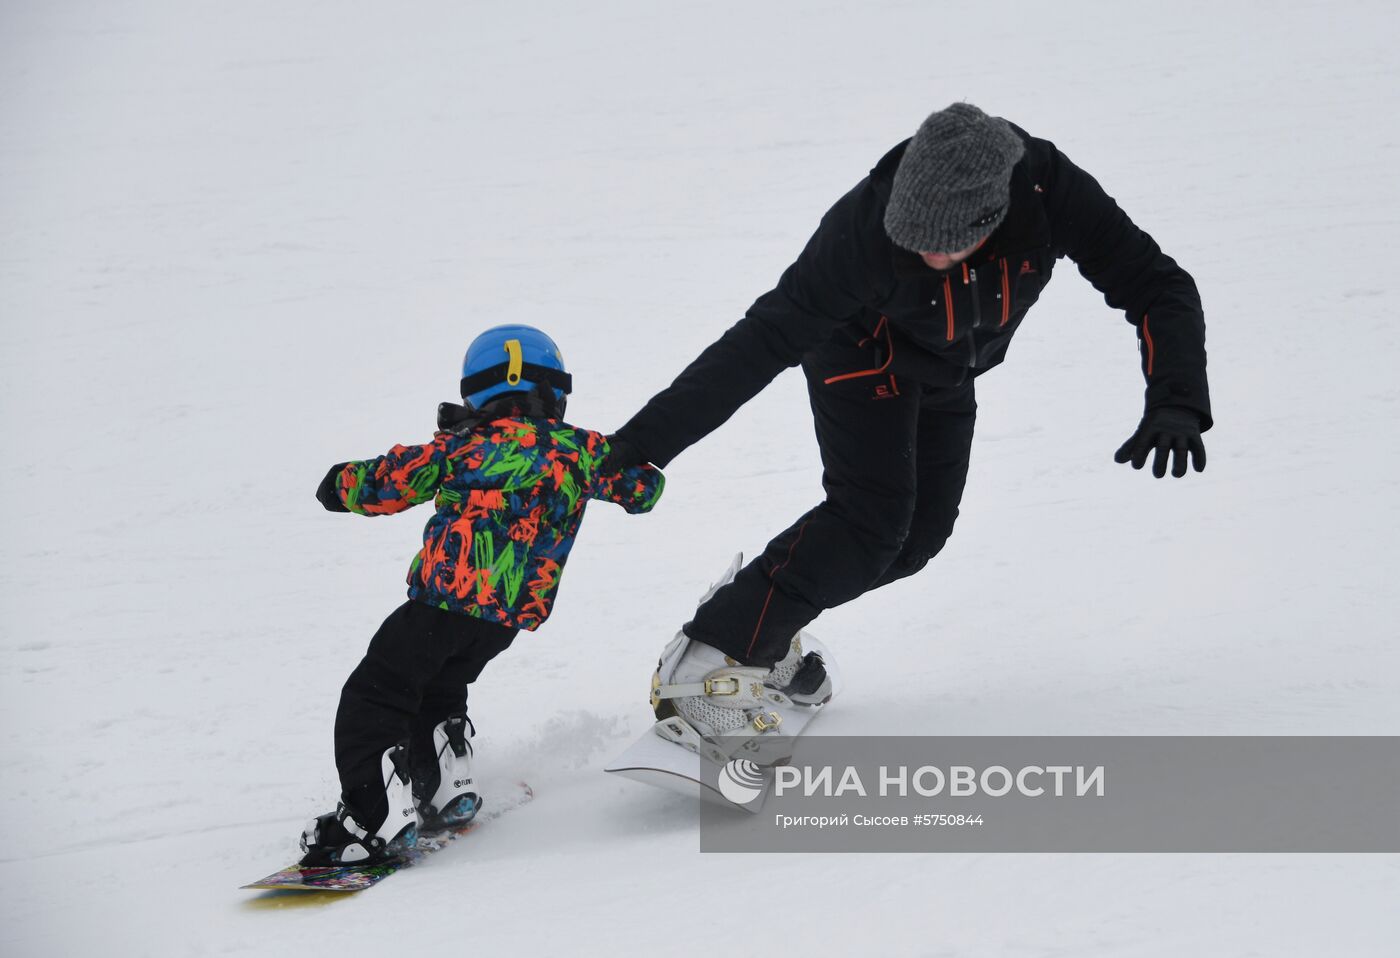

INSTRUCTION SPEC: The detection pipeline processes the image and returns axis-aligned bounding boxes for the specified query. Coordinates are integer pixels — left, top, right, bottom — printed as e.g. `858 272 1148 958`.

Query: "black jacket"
618 123 1211 468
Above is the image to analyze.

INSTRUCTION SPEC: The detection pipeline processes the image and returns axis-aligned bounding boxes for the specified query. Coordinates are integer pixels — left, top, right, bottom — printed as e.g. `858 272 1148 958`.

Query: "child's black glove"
316 462 352 512
1114 407 1207 478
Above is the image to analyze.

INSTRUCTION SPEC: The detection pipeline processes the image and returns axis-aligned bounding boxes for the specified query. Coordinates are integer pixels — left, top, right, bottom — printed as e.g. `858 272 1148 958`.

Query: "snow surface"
3 0 1399 954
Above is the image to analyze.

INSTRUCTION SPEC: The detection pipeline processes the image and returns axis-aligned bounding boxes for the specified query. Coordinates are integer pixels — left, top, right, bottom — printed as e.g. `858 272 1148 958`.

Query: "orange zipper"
1142 314 1155 376
943 276 955 341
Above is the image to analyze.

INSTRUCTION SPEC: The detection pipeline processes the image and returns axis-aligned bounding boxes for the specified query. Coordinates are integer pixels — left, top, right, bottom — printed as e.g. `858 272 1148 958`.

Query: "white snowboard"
605 631 839 813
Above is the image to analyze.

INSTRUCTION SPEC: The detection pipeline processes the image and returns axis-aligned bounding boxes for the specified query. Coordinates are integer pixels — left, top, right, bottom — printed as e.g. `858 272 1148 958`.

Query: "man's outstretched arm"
614 183 877 468
1047 144 1211 477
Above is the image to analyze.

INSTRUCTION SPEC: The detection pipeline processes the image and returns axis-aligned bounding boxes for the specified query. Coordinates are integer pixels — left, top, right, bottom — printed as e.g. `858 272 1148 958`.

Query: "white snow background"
2 0 1398 955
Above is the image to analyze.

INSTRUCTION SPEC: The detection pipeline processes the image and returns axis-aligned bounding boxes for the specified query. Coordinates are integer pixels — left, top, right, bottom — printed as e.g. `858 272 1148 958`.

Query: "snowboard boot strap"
651 667 789 737
442 712 473 757
646 666 789 728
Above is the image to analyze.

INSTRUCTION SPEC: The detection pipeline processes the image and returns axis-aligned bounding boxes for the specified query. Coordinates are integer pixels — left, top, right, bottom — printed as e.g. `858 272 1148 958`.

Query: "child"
300 324 663 865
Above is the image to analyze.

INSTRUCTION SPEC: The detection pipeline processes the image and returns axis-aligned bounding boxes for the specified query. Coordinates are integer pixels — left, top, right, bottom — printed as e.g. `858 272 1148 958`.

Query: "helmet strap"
459 362 572 403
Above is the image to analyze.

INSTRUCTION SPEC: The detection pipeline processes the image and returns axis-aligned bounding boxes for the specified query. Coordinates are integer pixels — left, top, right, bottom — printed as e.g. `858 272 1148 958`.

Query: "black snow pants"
334 600 516 826
686 336 976 667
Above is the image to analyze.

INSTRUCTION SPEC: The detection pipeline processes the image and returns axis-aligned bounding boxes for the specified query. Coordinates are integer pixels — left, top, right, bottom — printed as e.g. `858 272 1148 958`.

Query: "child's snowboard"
243 780 533 895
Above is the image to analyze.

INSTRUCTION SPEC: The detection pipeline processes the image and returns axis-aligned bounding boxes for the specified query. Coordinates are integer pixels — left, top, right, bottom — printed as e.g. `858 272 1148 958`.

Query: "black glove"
316 462 352 512
1114 407 1206 478
599 434 646 476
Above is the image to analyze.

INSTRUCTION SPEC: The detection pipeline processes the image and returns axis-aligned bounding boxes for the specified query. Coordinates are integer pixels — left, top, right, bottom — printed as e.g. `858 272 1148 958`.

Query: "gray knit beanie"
884 102 1026 253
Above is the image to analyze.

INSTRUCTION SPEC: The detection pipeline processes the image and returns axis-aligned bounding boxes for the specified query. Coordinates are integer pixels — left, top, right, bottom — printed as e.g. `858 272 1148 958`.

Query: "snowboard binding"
605 555 841 808
300 745 418 866
413 712 482 833
650 629 832 767
645 555 835 767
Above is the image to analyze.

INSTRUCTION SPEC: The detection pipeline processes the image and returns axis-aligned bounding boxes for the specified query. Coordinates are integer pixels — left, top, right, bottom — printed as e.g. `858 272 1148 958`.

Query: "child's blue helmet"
459 324 572 414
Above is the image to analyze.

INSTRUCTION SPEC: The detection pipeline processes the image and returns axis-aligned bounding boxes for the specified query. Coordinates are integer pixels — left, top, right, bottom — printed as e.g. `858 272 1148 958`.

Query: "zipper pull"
968 266 983 330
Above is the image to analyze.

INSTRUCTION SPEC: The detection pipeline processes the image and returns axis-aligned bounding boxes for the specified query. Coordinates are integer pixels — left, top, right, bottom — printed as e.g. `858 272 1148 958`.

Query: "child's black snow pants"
686 338 977 668
334 600 516 826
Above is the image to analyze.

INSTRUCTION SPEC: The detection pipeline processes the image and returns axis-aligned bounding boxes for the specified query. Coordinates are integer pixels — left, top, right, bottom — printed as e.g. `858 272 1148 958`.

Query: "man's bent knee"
780 521 910 609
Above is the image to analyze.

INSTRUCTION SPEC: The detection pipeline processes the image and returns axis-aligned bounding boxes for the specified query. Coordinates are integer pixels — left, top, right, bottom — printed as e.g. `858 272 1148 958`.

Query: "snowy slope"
2 0 1398 954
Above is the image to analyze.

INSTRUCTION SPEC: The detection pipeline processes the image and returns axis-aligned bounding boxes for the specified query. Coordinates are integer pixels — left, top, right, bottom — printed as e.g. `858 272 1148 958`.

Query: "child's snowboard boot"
300 745 417 866
412 712 482 832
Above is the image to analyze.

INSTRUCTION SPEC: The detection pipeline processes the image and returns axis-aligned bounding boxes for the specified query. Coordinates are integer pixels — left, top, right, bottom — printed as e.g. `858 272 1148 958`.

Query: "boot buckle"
752 711 782 732
704 677 740 696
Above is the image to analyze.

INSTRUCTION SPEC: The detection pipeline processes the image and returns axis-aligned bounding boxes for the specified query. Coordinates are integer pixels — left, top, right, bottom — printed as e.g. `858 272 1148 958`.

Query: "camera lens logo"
717 759 767 806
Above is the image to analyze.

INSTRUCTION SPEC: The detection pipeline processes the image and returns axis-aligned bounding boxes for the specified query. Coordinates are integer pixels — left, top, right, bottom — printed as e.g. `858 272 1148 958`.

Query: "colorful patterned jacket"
327 417 664 630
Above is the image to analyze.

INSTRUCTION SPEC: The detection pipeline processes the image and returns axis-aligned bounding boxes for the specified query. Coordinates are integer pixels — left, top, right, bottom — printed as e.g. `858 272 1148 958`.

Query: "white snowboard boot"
300 745 417 866
650 630 789 765
413 713 481 832
647 554 835 765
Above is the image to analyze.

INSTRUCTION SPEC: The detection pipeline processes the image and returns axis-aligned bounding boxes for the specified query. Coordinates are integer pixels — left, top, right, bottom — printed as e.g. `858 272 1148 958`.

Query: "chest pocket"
1002 251 1053 325
876 251 1056 368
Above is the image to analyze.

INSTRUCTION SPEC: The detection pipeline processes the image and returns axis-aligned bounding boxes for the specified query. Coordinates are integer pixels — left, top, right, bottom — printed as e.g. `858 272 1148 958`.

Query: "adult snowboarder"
605 102 1210 749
